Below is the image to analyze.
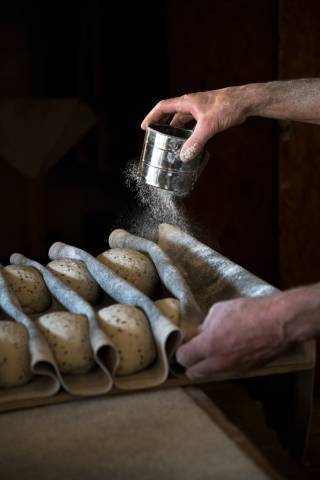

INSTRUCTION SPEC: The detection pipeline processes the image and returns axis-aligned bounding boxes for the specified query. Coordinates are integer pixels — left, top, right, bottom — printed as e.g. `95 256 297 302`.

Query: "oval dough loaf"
97 248 159 296
156 298 197 341
47 259 100 304
98 304 156 376
36 311 94 374
155 298 180 326
3 265 51 314
0 321 32 387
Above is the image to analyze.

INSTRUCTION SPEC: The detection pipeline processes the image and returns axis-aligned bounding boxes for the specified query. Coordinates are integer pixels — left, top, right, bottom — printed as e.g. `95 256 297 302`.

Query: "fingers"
141 96 190 130
141 94 214 162
177 328 228 378
141 95 197 130
180 118 213 162
176 331 209 368
185 357 226 380
170 112 193 128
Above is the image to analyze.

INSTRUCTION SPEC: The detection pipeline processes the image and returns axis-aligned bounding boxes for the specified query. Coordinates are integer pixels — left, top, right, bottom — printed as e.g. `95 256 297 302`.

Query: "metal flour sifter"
138 124 208 196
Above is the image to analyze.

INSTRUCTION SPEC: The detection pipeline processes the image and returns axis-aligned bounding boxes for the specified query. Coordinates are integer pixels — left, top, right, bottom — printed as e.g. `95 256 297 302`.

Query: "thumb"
180 119 212 162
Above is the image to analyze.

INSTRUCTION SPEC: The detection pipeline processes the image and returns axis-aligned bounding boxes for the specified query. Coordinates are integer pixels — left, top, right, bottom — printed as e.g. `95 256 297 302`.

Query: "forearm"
141 78 320 162
244 78 320 125
276 283 320 343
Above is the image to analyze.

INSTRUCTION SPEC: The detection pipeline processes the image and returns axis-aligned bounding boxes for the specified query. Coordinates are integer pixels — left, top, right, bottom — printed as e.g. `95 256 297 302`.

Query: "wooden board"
0 339 315 414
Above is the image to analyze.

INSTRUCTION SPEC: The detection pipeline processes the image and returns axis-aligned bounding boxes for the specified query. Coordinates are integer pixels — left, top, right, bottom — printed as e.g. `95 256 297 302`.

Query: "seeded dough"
36 312 94 374
97 248 159 296
0 321 32 387
47 259 100 304
97 304 156 376
155 298 180 326
3 265 51 314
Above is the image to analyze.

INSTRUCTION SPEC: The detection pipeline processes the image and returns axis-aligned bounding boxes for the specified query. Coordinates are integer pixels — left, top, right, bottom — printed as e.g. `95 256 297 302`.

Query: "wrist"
241 82 273 118
275 284 320 344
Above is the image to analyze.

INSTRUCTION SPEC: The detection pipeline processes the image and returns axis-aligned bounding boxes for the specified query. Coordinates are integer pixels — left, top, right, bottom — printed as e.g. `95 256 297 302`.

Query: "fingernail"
180 143 199 162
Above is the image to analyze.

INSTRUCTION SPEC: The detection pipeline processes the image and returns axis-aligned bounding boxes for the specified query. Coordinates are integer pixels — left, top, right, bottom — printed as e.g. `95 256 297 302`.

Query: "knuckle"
156 99 166 108
209 300 226 315
194 91 211 110
180 93 196 105
178 94 190 108
216 91 232 112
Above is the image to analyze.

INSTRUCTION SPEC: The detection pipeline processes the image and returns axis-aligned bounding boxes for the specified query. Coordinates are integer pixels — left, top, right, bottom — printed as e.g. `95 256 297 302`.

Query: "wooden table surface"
0 386 282 480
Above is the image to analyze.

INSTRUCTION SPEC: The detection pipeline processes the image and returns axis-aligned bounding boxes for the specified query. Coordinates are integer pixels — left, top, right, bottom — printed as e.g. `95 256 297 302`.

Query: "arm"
141 79 320 161
176 282 320 378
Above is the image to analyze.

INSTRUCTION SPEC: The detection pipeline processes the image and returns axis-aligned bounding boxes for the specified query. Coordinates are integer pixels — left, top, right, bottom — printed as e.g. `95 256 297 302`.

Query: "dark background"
0 0 320 292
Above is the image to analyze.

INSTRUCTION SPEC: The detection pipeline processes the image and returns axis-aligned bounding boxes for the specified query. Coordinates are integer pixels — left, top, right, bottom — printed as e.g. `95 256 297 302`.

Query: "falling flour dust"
123 161 192 240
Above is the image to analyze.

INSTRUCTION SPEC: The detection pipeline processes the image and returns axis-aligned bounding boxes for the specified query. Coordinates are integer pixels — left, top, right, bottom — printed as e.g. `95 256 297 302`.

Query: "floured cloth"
0 388 274 480
157 223 277 310
0 224 313 405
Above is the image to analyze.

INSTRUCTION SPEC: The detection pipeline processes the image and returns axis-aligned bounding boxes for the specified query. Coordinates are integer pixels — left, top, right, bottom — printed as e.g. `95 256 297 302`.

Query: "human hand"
176 294 291 379
141 86 252 161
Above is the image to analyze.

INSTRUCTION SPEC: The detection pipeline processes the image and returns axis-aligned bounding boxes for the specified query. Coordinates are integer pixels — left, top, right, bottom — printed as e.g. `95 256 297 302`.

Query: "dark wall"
166 0 278 284
0 1 168 259
279 0 320 289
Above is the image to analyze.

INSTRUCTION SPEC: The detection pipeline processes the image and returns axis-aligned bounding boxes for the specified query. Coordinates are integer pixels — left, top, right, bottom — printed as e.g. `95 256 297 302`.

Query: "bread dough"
97 248 159 296
97 304 156 376
47 259 100 304
155 298 180 326
3 265 51 314
36 311 94 374
156 298 198 341
0 321 32 387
